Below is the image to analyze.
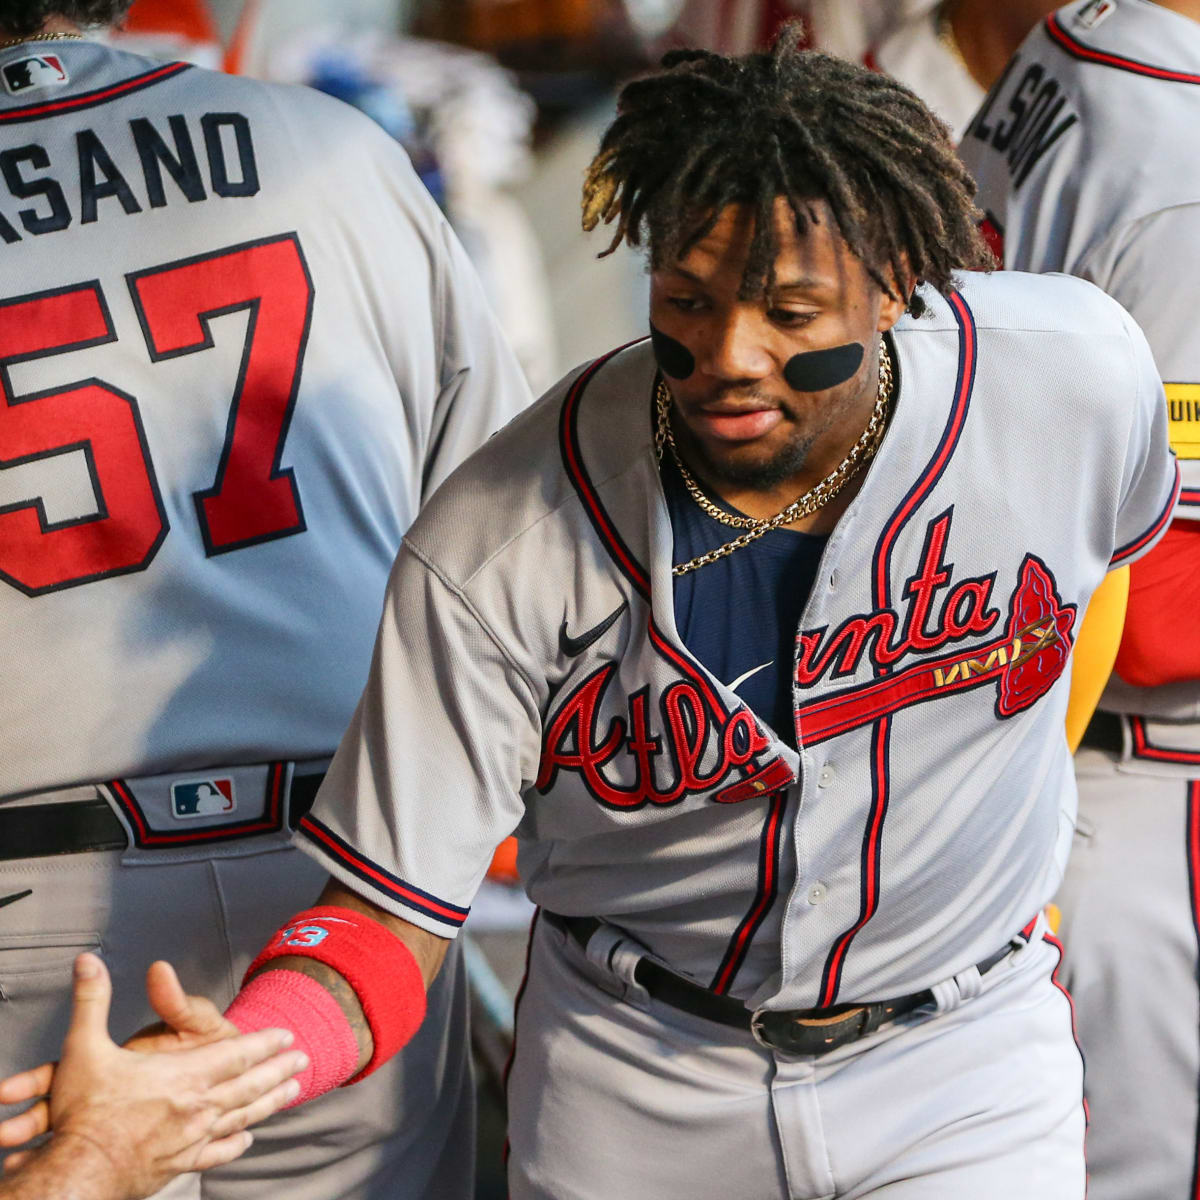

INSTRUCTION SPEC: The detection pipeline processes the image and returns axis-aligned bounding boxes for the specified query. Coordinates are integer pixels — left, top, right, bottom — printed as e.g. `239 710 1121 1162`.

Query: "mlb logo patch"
170 778 236 820
2 54 68 96
1076 0 1117 30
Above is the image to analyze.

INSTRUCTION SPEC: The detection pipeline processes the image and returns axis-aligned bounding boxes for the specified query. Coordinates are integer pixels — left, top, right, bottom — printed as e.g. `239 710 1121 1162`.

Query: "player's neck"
0 17 83 41
1151 0 1200 25
943 0 1033 91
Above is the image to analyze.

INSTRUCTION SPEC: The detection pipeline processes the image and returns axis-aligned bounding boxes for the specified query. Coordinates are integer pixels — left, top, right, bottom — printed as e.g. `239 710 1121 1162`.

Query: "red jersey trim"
1045 11 1200 84
1129 717 1200 766
710 789 788 995
817 298 978 1007
298 814 470 927
109 761 285 847
0 60 191 124
1111 462 1181 567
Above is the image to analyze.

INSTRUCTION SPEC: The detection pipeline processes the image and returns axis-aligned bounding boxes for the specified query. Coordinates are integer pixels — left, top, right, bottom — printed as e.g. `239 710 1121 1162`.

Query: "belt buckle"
751 1004 871 1056
749 1008 774 1051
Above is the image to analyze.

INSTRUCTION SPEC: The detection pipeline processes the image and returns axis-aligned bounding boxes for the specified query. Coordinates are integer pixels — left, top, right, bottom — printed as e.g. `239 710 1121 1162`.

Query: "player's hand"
0 954 306 1198
0 958 244 1148
126 959 241 1053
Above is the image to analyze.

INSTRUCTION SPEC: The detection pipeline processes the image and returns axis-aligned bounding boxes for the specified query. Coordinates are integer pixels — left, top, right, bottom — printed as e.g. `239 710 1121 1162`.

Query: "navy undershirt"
662 454 828 748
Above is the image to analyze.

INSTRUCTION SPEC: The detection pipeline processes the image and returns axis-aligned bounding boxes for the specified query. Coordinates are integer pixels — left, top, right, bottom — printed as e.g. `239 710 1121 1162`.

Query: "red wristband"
244 905 427 1081
226 969 359 1105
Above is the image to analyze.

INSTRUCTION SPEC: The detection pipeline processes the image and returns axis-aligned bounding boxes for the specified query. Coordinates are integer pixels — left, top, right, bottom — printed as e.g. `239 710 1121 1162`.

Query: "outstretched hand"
0 954 305 1200
128 958 241 1053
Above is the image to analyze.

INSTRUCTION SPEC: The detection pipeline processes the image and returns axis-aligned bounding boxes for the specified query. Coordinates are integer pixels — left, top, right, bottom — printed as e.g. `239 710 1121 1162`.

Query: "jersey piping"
1187 784 1200 1200
710 789 788 995
299 812 470 929
1130 716 1200 765
109 763 284 847
817 291 978 1007
0 60 191 124
559 344 652 599
1045 10 1200 84
1111 463 1181 566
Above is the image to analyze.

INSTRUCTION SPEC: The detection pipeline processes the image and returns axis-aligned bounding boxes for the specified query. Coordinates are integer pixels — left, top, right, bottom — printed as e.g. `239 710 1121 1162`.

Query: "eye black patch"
783 343 864 392
649 322 695 380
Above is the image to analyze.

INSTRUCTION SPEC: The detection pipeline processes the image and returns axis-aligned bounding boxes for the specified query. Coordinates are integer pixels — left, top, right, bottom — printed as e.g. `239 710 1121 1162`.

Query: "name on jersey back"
0 110 259 244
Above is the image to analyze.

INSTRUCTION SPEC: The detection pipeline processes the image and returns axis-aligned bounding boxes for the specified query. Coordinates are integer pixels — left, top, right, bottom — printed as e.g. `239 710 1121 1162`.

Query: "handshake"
0 954 306 1200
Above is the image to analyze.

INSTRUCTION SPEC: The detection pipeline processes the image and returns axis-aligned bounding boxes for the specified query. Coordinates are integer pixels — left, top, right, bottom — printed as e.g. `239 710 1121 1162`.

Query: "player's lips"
690 405 783 442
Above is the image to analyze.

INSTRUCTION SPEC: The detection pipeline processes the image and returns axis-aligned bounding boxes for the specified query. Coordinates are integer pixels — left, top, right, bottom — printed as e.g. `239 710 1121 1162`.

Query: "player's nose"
697 307 774 383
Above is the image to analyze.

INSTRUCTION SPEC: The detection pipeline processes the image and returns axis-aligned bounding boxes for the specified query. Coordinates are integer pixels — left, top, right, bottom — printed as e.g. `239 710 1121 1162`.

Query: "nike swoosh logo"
0 889 32 911
560 601 628 657
727 661 773 692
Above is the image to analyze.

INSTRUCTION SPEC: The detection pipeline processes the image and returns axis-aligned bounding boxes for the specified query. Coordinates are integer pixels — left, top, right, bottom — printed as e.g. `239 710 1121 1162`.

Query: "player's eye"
667 296 706 313
768 308 816 327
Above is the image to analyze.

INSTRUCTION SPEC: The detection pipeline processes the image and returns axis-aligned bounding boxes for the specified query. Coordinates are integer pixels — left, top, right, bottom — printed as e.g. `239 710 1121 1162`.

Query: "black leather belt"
0 772 324 861
1080 710 1124 755
544 911 1022 1057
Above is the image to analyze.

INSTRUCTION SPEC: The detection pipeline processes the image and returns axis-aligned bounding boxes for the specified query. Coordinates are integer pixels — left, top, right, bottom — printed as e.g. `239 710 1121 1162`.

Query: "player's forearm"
0 1133 120 1200
234 880 450 1077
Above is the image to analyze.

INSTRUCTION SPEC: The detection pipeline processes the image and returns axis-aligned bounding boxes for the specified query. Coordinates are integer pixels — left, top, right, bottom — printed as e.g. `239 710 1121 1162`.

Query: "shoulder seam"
402 537 541 708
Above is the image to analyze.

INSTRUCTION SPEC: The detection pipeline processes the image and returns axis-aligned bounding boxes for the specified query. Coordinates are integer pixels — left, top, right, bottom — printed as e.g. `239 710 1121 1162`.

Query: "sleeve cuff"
1111 460 1181 568
297 814 470 935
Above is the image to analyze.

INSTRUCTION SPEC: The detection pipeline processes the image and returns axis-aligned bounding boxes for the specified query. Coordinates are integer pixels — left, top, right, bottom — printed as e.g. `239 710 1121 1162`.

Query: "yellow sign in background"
1165 383 1200 460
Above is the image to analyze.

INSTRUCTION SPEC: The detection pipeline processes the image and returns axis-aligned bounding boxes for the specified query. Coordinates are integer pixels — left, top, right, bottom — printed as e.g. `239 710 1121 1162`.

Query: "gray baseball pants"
507 911 1085 1199
1055 739 1200 1200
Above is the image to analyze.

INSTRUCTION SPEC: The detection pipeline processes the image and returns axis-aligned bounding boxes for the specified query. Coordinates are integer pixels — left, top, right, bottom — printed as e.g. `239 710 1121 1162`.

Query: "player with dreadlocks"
24 32 1176 1200
583 37 991 314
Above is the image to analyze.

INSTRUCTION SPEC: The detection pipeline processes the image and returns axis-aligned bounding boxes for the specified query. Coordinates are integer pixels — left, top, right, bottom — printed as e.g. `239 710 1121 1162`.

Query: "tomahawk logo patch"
170 778 236 820
2 54 68 96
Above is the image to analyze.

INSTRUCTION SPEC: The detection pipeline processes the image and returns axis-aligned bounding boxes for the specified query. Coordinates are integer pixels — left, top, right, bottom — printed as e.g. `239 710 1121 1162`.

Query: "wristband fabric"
225 968 359 1106
242 904 428 1081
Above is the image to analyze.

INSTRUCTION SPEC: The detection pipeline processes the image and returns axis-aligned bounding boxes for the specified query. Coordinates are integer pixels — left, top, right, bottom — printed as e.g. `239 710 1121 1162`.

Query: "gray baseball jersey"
961 0 1200 534
960 6 1200 1198
303 269 1177 1012
0 39 528 800
0 36 530 1200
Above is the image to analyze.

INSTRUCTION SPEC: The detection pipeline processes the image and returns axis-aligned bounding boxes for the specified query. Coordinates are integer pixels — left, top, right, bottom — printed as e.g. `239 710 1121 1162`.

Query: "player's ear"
876 256 914 332
877 288 907 332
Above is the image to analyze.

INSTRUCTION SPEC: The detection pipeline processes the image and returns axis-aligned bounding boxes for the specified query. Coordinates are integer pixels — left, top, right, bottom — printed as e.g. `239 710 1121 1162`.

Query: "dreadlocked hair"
582 29 993 317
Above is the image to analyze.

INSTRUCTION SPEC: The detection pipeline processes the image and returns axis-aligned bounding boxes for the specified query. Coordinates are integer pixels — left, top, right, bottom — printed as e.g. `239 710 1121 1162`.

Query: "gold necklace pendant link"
658 340 894 576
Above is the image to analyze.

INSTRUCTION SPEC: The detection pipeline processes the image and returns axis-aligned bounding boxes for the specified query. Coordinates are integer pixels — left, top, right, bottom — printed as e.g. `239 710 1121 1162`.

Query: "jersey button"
807 883 827 905
818 763 835 788
828 570 838 590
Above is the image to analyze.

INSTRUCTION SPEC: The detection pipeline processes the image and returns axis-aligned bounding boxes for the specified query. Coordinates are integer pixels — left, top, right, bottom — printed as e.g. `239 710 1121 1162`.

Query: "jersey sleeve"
1108 305 1181 569
1080 206 1200 522
423 220 533 502
297 541 542 936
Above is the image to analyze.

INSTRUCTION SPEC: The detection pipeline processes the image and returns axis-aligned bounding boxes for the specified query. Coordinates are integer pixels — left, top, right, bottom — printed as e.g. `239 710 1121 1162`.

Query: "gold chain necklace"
656 340 894 577
0 31 85 50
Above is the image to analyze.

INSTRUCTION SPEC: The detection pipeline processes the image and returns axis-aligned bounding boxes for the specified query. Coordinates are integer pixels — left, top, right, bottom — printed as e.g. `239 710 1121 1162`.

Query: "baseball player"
960 2 1200 1196
44 36 1180 1200
864 1 1062 140
0 1 530 1197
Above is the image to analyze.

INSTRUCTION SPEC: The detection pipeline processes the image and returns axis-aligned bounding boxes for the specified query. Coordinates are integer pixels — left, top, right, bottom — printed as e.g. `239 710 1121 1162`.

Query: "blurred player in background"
0 0 530 1197
865 0 1061 138
961 2 1200 1196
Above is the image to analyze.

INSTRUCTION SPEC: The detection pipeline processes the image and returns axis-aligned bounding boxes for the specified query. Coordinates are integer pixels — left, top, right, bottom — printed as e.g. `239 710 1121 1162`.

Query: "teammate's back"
0 41 525 796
